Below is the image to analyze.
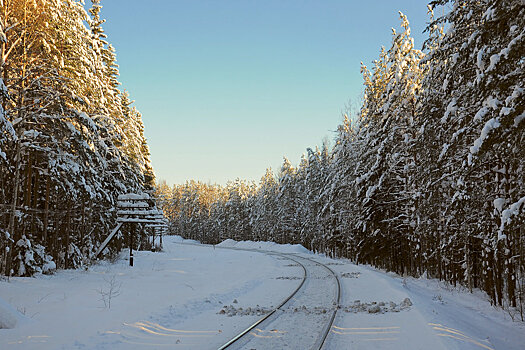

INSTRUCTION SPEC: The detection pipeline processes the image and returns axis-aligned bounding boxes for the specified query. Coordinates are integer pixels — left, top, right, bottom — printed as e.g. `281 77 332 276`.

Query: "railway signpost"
94 193 168 266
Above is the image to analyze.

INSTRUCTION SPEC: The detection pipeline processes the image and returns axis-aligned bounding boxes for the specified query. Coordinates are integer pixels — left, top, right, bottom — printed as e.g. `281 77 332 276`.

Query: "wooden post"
129 223 134 267
152 227 155 251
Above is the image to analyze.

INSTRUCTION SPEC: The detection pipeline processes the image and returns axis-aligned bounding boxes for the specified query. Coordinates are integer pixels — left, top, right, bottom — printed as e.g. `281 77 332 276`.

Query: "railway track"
175 241 342 349
218 251 342 350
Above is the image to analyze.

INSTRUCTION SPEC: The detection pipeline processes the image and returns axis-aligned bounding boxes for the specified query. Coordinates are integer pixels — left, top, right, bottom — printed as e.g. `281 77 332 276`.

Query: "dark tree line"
0 0 154 276
159 1 524 318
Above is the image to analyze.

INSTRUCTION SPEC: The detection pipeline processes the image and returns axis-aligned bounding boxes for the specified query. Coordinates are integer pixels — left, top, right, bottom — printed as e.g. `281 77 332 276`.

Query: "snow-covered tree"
0 0 155 276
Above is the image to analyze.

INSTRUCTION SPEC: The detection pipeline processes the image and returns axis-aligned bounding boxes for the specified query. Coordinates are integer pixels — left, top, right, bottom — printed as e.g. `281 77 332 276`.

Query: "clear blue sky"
97 0 431 185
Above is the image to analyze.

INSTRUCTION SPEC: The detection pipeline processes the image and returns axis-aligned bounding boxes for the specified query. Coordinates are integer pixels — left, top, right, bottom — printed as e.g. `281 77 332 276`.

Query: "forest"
0 0 154 276
157 0 525 315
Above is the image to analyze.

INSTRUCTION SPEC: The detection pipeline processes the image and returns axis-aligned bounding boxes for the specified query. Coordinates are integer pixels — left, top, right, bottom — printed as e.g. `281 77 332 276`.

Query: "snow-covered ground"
1 236 524 349
324 261 525 350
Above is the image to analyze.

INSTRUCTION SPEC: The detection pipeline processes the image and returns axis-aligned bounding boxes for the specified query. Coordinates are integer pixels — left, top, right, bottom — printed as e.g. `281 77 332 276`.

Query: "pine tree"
1 0 155 276
276 158 297 244
252 168 278 242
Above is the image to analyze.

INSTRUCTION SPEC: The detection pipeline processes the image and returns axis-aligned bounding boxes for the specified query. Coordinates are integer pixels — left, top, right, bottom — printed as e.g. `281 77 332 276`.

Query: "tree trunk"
43 176 50 242
7 140 22 277
65 207 70 269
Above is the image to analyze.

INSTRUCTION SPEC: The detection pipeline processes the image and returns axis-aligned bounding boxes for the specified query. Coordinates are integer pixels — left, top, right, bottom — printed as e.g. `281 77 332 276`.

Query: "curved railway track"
218 251 342 350
311 256 341 349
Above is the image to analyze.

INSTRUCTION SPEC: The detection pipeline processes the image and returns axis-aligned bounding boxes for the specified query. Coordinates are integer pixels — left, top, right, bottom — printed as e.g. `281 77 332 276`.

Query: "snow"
470 117 500 155
78 112 98 133
42 261 57 274
1 236 524 349
327 262 525 350
483 7 495 21
0 297 28 330
441 98 457 124
0 78 7 93
493 198 505 213
476 47 485 70
487 32 524 73
438 143 449 161
365 184 378 199
498 196 525 240
117 201 149 208
217 239 311 254
514 112 525 127
442 76 449 91
499 106 512 116
22 129 40 139
450 52 459 65
486 53 500 72
117 193 150 201
474 106 489 122
1 236 299 349
486 96 500 109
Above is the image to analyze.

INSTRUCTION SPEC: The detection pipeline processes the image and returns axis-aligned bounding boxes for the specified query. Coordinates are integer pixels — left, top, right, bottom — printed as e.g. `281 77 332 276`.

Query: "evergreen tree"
0 0 155 276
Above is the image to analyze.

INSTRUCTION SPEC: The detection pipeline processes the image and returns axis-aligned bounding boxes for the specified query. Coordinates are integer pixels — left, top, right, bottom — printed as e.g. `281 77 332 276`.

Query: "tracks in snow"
218 250 341 350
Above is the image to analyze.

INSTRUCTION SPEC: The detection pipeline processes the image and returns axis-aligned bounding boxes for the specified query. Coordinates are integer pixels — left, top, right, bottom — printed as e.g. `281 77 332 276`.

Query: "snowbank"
170 235 311 254
170 235 200 244
0 296 28 329
217 239 311 254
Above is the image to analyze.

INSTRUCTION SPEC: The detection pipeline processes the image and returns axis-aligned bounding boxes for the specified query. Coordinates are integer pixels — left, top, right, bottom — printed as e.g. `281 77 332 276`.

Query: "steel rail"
218 252 341 350
218 253 307 350
174 241 341 350
301 256 341 349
